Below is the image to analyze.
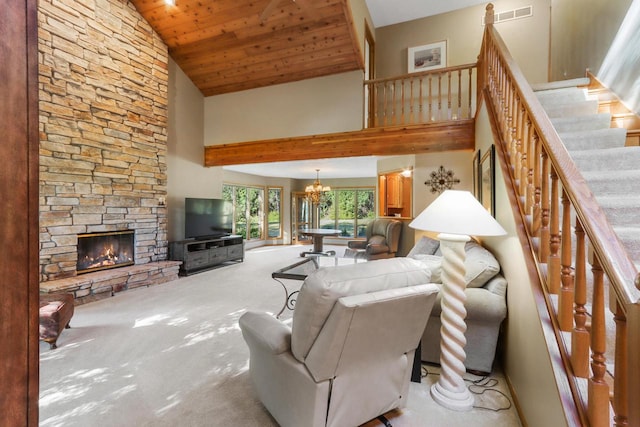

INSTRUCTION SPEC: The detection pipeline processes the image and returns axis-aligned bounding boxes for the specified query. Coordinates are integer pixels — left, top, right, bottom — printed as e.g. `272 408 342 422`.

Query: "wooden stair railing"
479 4 640 427
364 63 477 128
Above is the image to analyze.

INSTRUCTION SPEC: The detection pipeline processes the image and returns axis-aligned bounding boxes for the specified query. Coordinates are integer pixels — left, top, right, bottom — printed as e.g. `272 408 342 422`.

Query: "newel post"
485 3 495 25
478 4 495 110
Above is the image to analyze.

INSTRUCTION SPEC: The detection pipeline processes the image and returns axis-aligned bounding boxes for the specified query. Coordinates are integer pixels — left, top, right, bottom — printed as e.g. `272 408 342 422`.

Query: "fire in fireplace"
77 230 135 274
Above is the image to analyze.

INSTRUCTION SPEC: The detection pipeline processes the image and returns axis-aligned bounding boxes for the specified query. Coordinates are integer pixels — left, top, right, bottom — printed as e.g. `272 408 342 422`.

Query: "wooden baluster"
548 169 560 293
539 149 550 261
588 255 610 427
613 301 628 427
401 78 406 125
532 126 542 235
428 75 433 121
438 73 442 120
516 101 525 196
419 77 424 123
392 81 397 126
559 189 574 331
456 69 462 119
507 85 515 168
571 218 589 377
447 71 452 119
505 71 511 144
468 68 472 119
409 78 414 125
382 82 388 126
520 105 529 204
526 116 535 218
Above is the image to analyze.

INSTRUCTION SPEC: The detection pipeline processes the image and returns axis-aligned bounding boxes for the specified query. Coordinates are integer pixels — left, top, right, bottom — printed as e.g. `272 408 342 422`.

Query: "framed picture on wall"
472 149 481 202
408 40 447 73
480 145 496 217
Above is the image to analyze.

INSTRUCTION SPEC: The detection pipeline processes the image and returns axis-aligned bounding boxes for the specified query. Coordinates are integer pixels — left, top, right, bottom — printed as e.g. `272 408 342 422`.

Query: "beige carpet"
39 244 522 427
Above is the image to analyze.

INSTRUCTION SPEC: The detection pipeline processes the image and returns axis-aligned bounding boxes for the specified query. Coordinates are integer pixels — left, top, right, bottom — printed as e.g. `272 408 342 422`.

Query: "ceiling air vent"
482 6 533 25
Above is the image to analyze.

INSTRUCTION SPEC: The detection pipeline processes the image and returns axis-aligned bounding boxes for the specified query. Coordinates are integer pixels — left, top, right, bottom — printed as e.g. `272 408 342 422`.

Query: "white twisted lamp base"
430 233 474 411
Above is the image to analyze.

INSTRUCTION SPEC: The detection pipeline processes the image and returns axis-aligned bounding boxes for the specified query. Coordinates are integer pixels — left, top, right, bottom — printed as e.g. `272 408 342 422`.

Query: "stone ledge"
40 261 182 304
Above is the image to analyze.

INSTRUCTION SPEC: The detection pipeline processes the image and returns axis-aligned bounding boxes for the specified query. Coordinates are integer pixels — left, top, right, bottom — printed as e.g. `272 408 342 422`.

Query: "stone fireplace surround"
37 0 181 302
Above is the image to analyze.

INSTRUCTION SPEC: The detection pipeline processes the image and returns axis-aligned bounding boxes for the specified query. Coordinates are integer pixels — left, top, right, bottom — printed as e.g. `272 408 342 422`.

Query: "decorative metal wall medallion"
426 166 460 193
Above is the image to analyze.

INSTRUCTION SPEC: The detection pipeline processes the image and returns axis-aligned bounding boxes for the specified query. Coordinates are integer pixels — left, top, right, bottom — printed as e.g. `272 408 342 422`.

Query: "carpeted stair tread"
597 195 640 227
581 169 640 195
559 127 627 151
550 113 612 132
538 81 640 268
531 78 591 92
542 99 599 118
536 87 588 105
571 146 640 171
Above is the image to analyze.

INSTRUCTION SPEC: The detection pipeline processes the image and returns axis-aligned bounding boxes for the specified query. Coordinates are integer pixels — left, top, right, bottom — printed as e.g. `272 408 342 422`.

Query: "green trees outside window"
318 188 375 237
223 184 282 240
223 184 263 240
267 187 282 238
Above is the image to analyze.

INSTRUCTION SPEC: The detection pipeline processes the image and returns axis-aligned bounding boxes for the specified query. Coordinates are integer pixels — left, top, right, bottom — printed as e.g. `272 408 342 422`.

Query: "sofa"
343 218 402 260
407 236 508 374
239 258 439 427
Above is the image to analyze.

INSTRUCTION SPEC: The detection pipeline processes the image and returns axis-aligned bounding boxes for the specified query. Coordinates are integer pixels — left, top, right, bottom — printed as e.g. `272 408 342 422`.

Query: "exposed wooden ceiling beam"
204 121 475 167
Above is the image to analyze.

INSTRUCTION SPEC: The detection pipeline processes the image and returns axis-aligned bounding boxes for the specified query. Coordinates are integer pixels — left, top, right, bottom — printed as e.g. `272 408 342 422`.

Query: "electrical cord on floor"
421 365 512 412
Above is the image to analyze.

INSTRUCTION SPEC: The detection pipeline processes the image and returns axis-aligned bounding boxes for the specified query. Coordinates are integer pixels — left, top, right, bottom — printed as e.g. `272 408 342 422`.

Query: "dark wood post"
0 0 40 425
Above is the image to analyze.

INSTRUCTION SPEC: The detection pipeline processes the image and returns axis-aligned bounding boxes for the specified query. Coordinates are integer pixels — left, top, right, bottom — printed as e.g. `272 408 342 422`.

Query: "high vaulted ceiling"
131 0 362 96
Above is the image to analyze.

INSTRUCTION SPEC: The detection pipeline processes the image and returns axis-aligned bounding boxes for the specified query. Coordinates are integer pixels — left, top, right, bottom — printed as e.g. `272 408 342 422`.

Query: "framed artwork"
480 145 496 217
472 149 481 201
408 40 447 73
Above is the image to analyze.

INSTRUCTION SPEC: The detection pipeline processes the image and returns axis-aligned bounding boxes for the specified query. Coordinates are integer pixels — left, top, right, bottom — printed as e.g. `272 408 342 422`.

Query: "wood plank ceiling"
131 0 363 96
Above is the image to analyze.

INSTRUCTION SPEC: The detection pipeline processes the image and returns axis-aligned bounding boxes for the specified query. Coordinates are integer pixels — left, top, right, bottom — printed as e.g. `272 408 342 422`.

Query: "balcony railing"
364 64 477 128
479 5 640 427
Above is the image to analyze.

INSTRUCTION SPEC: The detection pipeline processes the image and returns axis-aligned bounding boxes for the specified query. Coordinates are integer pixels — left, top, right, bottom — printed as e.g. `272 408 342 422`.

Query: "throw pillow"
463 240 500 288
407 236 440 258
412 254 442 283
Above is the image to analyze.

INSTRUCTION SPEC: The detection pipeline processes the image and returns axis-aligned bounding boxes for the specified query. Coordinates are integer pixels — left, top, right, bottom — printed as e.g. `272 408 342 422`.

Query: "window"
318 188 375 238
267 187 282 238
223 184 265 240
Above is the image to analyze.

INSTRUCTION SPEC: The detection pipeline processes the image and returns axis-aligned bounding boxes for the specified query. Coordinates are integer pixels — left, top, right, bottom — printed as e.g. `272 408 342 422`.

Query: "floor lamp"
409 190 506 411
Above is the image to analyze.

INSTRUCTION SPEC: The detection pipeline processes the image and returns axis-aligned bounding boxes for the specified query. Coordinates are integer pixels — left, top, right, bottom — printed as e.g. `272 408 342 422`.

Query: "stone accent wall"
38 0 169 281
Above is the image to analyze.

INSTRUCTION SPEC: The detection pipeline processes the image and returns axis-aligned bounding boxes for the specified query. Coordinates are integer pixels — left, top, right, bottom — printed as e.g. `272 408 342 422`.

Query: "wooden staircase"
532 77 640 271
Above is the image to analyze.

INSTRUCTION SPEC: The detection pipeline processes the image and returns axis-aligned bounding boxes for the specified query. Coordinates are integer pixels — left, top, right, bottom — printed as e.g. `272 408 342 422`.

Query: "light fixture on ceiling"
410 190 506 411
305 169 331 205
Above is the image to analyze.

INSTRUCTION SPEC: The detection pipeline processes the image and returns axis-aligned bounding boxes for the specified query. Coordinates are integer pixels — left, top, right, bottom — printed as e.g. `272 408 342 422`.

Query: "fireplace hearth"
77 230 135 274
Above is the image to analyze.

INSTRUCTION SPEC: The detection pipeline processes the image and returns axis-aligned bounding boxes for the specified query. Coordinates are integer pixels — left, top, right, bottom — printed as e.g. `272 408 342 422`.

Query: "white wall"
167 58 222 241
375 0 550 85
203 70 365 145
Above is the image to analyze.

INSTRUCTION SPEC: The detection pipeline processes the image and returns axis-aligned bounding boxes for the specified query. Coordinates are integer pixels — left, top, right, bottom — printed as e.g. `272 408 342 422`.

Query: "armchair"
343 218 402 260
239 258 439 427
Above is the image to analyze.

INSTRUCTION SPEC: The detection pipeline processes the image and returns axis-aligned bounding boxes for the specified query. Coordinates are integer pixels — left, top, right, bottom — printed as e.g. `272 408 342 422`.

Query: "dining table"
297 228 342 257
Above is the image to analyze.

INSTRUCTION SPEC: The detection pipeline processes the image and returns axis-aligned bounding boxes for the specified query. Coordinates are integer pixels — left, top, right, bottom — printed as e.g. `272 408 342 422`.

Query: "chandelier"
305 169 331 205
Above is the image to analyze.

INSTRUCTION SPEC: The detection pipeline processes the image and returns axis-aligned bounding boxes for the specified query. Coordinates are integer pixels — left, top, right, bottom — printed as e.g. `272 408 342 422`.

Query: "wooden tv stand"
170 235 244 276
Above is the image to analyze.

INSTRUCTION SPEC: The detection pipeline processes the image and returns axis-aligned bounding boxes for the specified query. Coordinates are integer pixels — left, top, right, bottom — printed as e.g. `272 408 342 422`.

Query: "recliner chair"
343 218 402 260
239 258 439 427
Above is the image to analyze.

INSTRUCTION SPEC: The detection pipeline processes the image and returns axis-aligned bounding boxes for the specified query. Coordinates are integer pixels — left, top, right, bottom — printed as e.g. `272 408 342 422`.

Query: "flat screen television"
185 198 233 240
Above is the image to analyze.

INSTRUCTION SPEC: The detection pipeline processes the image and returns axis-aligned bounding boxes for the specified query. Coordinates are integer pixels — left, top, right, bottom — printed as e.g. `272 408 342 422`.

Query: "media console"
170 235 244 276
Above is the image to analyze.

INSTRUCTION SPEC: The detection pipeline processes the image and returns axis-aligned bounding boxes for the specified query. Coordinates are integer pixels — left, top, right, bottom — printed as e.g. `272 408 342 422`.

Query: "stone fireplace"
77 231 135 274
37 0 170 283
36 0 181 303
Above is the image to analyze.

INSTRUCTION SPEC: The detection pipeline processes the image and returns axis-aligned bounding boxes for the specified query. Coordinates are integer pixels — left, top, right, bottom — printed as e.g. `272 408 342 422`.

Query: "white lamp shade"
409 190 507 237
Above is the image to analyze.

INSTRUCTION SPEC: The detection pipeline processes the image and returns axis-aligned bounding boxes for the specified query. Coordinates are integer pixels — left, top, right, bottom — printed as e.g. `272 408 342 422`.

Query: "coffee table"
271 256 366 318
